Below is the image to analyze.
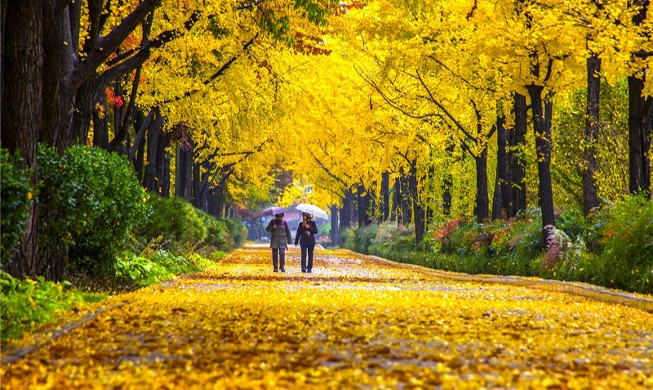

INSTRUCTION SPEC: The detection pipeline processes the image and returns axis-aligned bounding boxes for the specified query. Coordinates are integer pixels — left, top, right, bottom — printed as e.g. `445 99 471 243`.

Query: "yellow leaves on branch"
3 247 653 389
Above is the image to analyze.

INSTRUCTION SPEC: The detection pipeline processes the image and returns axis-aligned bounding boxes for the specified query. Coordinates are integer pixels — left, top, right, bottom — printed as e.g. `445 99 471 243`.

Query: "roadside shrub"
319 222 332 238
370 222 415 254
223 217 247 247
0 272 84 341
596 194 653 293
197 210 234 250
38 145 149 278
556 207 590 243
115 252 174 288
0 149 31 267
136 196 206 247
343 224 377 254
116 250 217 289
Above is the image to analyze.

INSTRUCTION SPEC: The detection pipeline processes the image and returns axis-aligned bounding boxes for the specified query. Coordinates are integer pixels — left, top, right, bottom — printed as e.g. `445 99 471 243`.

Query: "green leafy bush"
197 210 234 250
342 224 378 254
596 194 653 293
223 217 247 247
0 149 31 267
0 272 84 341
370 223 416 254
115 250 216 289
319 221 331 238
136 196 207 246
37 145 149 278
115 252 174 288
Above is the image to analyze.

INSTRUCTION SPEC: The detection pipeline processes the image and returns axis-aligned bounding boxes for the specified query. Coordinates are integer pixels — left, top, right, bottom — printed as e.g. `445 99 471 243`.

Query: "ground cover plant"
343 194 653 294
2 246 651 388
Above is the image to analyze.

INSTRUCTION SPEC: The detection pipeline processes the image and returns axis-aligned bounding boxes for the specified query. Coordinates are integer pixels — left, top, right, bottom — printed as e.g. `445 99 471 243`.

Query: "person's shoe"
273 268 279 272
301 269 306 273
307 269 312 273
280 267 285 272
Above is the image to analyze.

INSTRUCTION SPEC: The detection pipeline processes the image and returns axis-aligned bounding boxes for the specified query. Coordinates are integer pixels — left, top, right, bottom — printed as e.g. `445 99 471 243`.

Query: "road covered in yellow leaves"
2 246 652 389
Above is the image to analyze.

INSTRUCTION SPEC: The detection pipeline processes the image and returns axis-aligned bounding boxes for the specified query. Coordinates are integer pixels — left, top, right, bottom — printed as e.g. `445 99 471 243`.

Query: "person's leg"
272 248 279 271
279 247 286 271
307 244 315 272
300 245 308 272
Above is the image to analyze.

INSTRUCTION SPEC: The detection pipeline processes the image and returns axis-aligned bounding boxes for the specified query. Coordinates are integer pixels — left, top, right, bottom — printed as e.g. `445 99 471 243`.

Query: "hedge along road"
2 245 652 389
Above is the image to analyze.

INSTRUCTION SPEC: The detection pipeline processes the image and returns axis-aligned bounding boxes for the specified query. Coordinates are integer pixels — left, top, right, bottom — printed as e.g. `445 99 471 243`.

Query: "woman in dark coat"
266 213 292 272
294 212 318 273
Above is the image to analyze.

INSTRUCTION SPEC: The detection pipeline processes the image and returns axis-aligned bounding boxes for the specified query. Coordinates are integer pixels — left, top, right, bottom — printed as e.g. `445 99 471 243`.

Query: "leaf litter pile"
2 246 652 389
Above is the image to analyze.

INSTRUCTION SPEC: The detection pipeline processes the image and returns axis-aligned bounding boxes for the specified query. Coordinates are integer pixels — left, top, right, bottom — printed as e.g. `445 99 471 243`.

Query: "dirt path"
2 246 652 389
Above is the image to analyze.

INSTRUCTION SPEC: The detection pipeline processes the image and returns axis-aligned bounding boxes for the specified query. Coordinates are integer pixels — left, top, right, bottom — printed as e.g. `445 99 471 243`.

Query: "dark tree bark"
509 92 528 217
1 0 44 278
381 171 390 220
40 0 77 151
407 162 426 244
144 110 165 193
392 176 401 221
176 144 194 201
330 206 339 246
135 137 146 183
356 184 373 226
160 151 171 197
340 189 355 230
628 74 652 197
527 85 556 245
628 0 652 197
583 54 601 215
400 169 412 224
473 151 489 223
493 114 510 220
442 142 454 217
92 92 109 148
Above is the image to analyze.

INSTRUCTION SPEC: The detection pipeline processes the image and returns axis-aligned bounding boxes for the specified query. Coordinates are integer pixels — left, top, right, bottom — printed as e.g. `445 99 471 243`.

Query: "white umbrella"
260 206 286 218
295 204 329 219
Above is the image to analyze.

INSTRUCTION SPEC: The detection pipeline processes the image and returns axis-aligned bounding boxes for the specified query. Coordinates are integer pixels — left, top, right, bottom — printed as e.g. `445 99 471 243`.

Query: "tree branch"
66 0 161 93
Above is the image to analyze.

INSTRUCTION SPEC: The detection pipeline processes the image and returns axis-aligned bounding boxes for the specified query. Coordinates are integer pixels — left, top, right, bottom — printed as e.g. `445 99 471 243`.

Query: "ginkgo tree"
1 0 341 279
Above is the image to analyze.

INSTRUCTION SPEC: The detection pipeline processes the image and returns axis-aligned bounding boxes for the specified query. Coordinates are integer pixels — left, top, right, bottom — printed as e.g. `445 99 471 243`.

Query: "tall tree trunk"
407 162 425 244
628 75 652 196
474 151 489 223
40 1 76 152
493 114 510 220
400 170 412 224
2 0 44 278
357 184 372 226
527 85 556 245
92 92 109 148
583 54 601 215
381 171 390 220
340 189 354 230
176 144 193 201
392 177 401 221
144 109 163 192
160 150 171 197
71 79 95 145
132 110 146 182
442 142 454 217
192 161 201 206
628 0 652 198
509 92 528 217
330 206 339 246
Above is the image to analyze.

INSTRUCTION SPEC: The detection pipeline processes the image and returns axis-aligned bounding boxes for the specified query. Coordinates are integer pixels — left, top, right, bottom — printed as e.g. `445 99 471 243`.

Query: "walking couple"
266 212 318 273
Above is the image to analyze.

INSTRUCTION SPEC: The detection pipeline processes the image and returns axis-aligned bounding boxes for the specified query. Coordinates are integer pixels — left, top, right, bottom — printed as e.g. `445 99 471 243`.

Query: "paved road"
2 246 652 389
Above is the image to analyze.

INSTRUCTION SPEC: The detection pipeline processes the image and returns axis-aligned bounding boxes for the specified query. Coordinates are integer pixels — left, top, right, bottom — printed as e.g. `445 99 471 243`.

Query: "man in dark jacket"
294 212 318 273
